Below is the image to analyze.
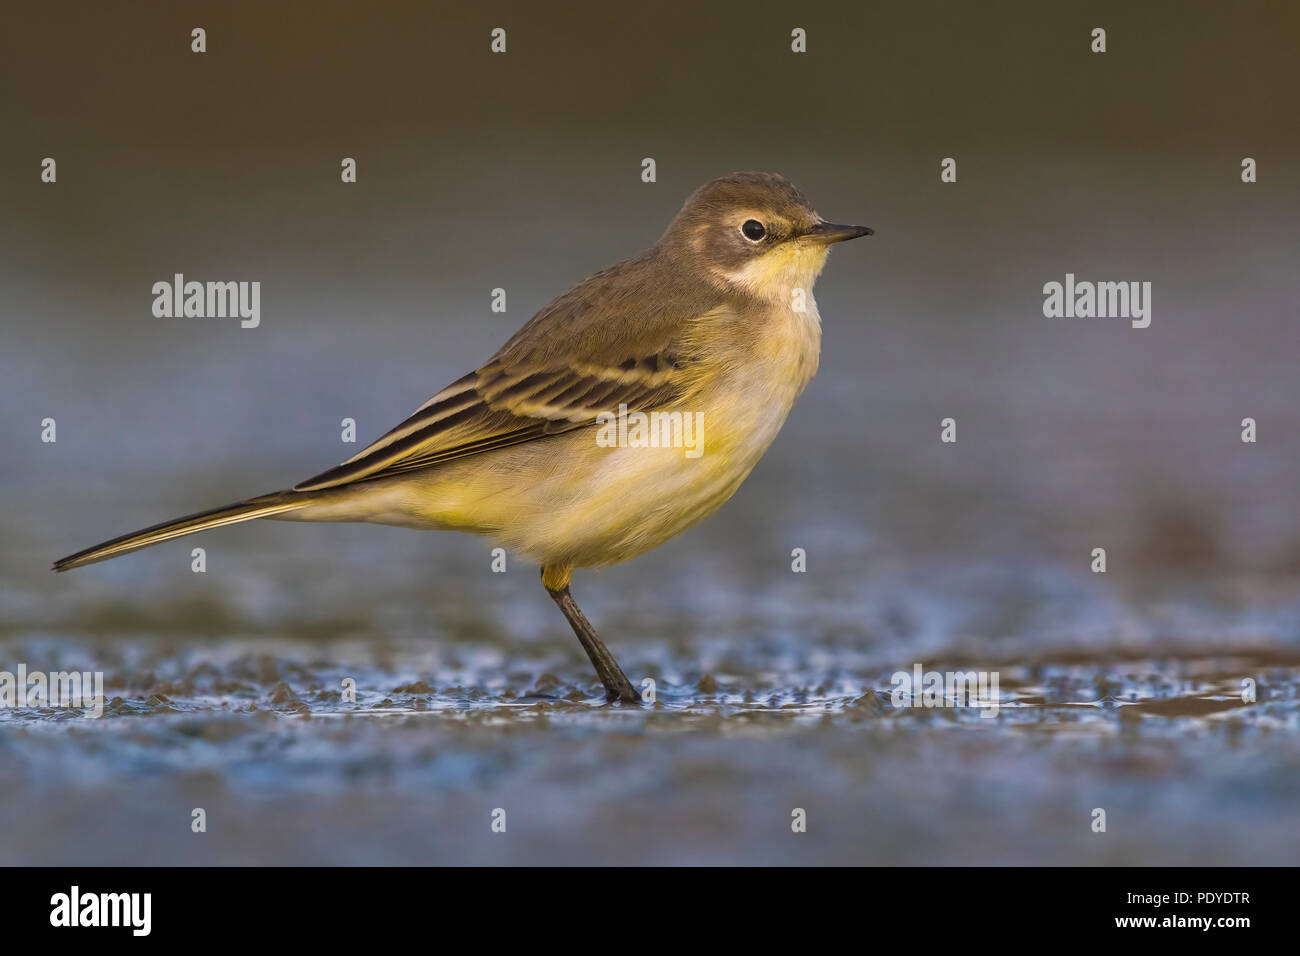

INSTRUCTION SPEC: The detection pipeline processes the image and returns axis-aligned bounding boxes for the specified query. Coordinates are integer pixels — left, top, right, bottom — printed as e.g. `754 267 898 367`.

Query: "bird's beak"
804 221 874 244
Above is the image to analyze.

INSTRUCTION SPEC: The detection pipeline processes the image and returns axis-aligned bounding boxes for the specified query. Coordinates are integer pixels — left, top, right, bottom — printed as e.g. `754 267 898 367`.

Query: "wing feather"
293 355 685 491
293 247 716 492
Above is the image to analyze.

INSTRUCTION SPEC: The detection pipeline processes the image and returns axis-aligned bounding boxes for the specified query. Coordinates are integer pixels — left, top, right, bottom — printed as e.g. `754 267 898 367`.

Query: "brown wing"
292 246 719 493
293 355 684 491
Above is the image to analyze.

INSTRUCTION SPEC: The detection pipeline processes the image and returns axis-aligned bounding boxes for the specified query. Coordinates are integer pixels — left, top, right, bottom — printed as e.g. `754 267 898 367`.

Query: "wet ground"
7 300 1300 863
5 498 1299 864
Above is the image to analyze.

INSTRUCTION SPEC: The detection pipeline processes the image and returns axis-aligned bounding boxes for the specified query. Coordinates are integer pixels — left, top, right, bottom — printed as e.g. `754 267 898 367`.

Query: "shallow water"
4 564 1299 865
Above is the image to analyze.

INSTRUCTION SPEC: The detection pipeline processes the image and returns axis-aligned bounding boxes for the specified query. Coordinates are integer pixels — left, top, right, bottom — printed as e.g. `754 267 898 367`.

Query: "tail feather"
52 490 311 572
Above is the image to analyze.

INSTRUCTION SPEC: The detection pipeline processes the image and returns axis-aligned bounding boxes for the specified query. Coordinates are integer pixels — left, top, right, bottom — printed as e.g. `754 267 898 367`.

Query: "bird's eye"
740 219 766 241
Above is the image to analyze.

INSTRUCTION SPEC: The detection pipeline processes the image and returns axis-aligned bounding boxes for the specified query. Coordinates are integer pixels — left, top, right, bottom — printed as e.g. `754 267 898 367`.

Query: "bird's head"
660 171 871 301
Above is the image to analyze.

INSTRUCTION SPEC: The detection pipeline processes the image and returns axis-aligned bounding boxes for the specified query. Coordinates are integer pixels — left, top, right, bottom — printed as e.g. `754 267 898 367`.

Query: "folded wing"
293 355 684 491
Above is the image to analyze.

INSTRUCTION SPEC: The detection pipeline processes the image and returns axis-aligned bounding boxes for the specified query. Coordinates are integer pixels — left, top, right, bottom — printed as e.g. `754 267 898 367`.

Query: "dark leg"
543 572 640 704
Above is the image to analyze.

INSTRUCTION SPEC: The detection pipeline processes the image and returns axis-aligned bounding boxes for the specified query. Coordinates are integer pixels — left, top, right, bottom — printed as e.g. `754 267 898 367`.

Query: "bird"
53 171 872 703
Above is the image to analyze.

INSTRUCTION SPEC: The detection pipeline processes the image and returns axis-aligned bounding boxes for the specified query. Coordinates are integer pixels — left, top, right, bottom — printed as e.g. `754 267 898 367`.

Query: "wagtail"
54 172 872 703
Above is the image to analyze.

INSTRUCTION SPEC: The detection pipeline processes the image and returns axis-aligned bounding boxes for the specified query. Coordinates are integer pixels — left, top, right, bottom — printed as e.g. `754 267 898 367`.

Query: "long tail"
52 490 313 572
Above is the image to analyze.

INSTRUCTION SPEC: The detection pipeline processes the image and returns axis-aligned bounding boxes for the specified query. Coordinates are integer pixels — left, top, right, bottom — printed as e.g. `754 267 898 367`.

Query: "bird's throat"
717 241 831 304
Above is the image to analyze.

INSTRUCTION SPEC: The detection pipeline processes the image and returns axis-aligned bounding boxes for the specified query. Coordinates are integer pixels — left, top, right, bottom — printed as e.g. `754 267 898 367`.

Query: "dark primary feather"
293 245 714 492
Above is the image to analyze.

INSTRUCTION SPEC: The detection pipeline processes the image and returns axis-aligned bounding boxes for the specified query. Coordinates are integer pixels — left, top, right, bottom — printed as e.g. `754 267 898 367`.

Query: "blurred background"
1 0 1298 865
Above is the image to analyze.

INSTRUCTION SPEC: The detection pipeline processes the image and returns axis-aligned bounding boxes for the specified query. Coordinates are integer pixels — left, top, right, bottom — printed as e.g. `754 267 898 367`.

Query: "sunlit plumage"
54 171 872 701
